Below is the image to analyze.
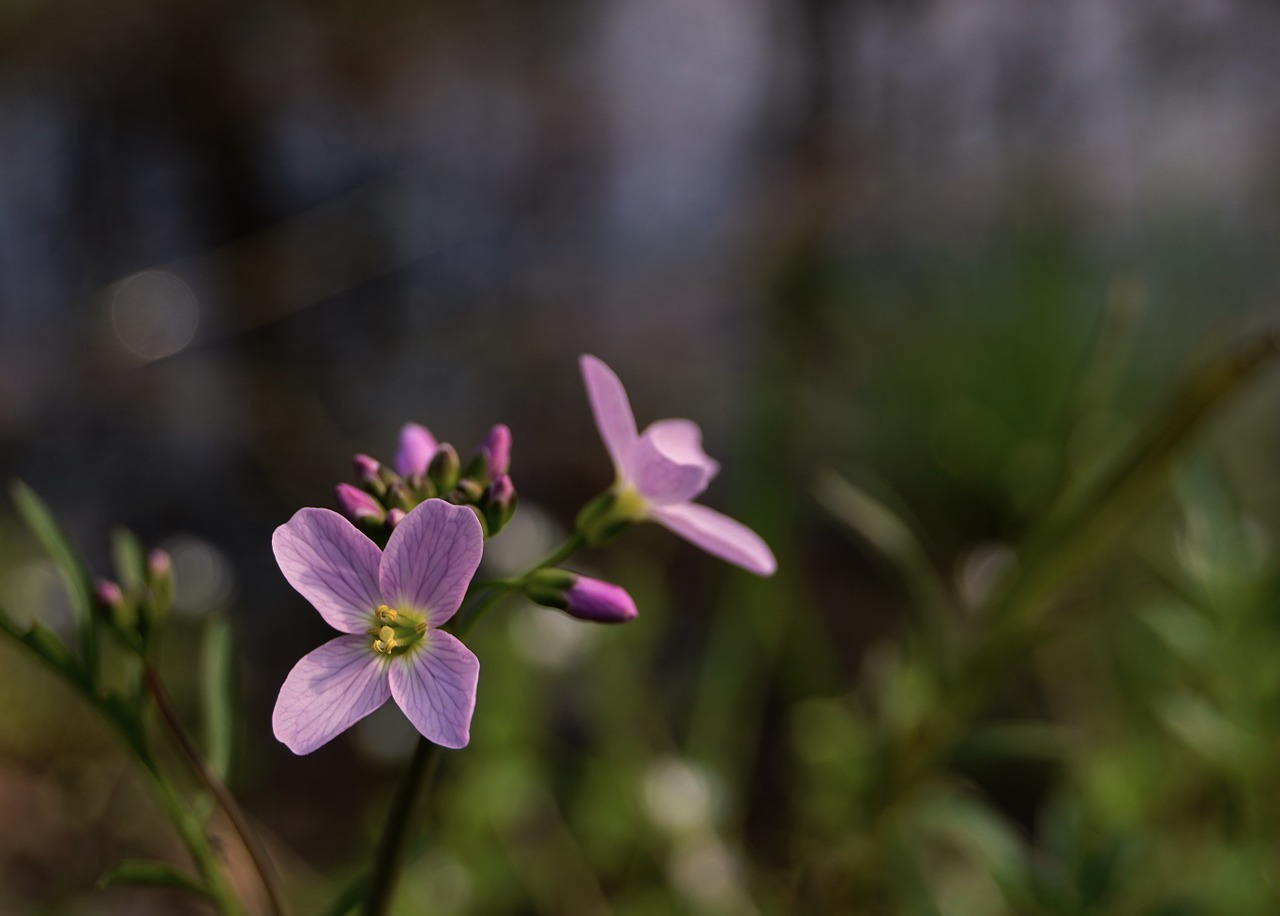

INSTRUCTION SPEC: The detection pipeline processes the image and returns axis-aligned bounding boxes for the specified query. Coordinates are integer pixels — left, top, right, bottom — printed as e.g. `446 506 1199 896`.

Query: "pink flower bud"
386 508 406 528
483 473 517 534
95 579 125 608
562 576 638 624
335 483 386 523
481 423 512 476
147 549 171 580
353 454 382 485
395 423 438 478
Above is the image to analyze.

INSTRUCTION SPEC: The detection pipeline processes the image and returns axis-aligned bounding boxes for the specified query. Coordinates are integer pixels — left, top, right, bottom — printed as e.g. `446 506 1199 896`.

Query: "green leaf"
10 480 97 671
813 470 954 625
98 859 211 898
111 526 146 594
997 330 1280 623
0 610 89 690
200 615 235 781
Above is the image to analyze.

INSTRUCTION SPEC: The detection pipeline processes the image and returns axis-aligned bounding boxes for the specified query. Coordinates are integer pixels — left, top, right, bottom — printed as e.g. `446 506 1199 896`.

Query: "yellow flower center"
369 604 427 656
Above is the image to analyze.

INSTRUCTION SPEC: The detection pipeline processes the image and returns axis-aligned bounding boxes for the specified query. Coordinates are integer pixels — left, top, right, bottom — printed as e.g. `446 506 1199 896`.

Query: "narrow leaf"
999 330 1280 619
813 470 953 623
200 615 235 781
111 526 146 594
10 481 97 670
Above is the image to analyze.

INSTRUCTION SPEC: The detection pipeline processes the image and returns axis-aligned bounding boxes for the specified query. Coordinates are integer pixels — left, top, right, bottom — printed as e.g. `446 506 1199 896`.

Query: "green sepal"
10 480 97 672
453 478 484 504
575 489 644 547
427 443 461 493
385 482 418 512
483 491 517 536
522 568 578 609
98 860 212 899
462 451 489 483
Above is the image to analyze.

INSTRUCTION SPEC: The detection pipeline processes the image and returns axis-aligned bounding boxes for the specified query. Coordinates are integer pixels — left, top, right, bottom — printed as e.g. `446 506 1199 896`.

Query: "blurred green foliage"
2 238 1280 915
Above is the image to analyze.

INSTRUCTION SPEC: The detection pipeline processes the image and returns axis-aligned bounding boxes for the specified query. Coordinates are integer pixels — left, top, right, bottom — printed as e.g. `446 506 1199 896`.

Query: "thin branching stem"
144 665 290 916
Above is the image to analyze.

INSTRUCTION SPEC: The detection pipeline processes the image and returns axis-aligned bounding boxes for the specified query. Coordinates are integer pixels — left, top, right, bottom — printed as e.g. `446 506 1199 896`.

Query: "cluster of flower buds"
335 422 517 540
94 540 173 650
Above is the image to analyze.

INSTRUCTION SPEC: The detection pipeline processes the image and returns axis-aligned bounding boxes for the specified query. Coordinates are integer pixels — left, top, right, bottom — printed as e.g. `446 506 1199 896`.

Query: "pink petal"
273 508 383 634
379 499 483 627
580 355 639 482
563 576 639 623
395 423 438 477
631 419 720 505
388 630 479 749
272 635 390 754
649 502 777 576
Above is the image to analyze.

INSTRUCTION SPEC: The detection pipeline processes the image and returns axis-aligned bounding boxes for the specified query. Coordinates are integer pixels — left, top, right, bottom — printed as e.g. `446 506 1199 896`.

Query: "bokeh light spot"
110 269 199 361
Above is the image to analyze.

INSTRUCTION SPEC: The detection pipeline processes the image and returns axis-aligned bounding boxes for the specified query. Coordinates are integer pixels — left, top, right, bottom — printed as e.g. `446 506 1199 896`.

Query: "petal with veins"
273 508 383 633
649 502 777 576
380 499 484 627
272 636 390 754
631 420 719 505
389 630 480 749
581 355 639 481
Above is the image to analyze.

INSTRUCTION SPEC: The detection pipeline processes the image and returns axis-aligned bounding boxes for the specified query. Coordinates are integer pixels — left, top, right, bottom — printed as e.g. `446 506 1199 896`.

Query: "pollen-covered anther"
376 604 398 623
373 625 398 654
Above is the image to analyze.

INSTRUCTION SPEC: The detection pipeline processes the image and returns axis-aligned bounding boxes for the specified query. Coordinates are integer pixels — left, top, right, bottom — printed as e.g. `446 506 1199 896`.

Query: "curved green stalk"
358 530 587 916
144 666 289 916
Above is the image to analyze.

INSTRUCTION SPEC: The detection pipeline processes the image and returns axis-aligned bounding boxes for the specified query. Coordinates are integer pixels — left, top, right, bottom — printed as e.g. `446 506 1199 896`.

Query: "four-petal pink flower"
272 498 483 754
580 355 777 576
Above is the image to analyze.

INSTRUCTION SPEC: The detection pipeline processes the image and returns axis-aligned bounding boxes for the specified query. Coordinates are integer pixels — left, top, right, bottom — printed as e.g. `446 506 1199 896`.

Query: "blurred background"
4 0 1280 913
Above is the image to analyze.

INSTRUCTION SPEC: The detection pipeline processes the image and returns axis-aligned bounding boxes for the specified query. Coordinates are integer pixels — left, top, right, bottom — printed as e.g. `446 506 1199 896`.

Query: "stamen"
376 604 398 623
373 625 398 654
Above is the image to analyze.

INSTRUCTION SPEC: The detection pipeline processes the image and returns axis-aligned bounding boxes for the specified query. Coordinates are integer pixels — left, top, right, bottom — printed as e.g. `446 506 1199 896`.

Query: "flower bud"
146 548 173 615
480 424 512 477
453 478 484 504
384 482 418 512
564 576 638 623
95 579 125 610
483 474 517 535
353 454 386 495
147 549 171 582
427 443 461 493
396 423 438 478
523 568 577 607
94 578 135 632
524 569 637 624
387 508 406 528
336 483 387 524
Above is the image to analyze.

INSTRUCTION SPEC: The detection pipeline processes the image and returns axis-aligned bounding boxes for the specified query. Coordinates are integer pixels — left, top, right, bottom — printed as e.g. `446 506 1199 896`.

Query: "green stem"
144 666 290 916
0 611 241 912
143 756 245 916
357 530 587 914
361 738 442 916
532 530 586 570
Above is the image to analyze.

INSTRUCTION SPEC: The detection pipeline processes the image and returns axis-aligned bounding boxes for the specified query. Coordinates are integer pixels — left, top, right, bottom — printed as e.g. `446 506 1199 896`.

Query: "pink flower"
580 355 777 576
271 498 483 754
395 423 438 478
